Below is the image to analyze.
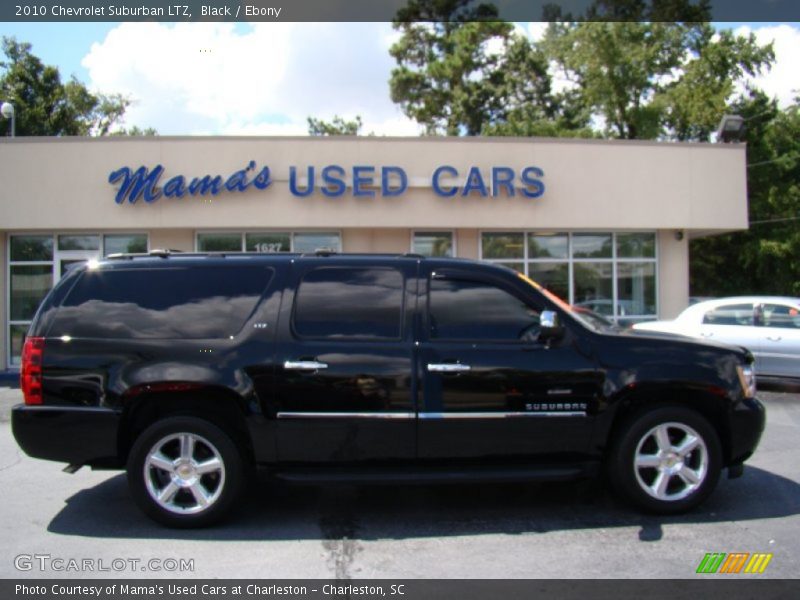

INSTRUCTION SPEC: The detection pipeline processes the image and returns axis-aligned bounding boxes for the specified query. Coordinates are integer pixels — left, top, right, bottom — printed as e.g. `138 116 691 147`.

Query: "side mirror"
540 310 565 342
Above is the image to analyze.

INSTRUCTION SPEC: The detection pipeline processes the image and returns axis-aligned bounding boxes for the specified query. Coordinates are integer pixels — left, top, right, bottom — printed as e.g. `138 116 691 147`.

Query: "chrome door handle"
427 363 471 373
284 360 328 371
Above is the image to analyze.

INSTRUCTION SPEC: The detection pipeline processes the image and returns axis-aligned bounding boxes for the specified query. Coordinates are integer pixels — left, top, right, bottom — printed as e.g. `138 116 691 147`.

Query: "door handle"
427 363 471 373
284 360 328 371
766 336 782 342
700 332 713 338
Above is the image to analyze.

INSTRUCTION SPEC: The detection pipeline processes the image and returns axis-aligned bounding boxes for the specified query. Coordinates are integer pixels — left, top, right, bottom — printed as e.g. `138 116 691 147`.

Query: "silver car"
633 296 800 384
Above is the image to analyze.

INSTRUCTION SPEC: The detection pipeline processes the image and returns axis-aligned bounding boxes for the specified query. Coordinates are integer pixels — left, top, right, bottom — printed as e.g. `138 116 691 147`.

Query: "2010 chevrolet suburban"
12 252 765 527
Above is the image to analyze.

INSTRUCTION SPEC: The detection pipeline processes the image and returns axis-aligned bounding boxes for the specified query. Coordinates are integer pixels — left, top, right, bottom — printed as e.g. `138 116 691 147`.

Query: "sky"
0 21 798 136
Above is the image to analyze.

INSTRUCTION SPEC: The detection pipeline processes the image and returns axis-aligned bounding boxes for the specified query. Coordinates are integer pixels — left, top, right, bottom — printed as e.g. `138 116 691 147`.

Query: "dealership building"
0 135 747 371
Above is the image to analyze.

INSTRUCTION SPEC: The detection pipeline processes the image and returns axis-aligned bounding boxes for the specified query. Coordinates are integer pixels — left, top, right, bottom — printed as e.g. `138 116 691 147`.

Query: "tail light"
20 336 45 405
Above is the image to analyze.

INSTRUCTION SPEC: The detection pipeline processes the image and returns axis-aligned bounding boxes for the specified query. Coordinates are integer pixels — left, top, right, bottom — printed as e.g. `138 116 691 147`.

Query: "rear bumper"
728 397 766 466
12 404 121 467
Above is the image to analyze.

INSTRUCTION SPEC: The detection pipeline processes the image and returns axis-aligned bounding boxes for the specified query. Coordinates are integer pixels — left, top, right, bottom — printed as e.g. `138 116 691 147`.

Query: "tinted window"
762 303 800 329
429 278 540 340
293 267 404 339
702 303 754 326
51 265 273 339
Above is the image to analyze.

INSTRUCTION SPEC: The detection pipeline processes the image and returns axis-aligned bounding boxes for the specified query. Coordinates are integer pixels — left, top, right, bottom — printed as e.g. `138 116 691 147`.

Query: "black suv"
12 252 765 527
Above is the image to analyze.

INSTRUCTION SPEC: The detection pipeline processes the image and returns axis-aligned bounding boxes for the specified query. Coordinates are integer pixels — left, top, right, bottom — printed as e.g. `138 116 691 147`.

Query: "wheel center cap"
176 463 195 479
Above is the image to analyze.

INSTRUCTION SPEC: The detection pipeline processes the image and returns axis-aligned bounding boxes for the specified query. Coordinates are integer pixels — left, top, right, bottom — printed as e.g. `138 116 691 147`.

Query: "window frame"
425 269 544 344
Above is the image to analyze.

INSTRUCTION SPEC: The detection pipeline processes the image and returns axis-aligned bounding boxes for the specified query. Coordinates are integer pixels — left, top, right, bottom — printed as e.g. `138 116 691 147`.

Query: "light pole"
1 101 15 137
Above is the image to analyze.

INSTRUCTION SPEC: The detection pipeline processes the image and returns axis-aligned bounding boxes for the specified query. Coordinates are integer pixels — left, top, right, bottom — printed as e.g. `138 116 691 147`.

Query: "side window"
429 277 541 341
702 303 755 326
293 267 404 340
761 304 800 329
51 266 273 339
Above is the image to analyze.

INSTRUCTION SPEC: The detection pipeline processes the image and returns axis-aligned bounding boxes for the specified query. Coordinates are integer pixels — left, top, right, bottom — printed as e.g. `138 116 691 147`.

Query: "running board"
271 464 595 485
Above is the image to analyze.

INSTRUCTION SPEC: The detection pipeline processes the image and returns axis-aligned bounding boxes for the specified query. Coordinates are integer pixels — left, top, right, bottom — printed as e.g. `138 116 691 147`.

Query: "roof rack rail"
402 253 425 259
300 248 338 257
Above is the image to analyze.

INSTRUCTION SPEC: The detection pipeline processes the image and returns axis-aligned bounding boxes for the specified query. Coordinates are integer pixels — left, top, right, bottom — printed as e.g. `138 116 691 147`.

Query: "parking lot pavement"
0 387 798 579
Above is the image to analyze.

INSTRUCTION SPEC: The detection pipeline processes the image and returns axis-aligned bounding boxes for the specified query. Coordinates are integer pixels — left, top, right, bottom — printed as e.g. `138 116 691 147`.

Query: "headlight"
736 364 756 399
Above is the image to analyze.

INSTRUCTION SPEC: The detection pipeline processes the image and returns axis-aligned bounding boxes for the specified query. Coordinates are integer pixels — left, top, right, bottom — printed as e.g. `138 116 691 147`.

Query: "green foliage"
542 22 773 141
389 0 516 135
690 93 800 296
307 115 363 136
0 36 146 136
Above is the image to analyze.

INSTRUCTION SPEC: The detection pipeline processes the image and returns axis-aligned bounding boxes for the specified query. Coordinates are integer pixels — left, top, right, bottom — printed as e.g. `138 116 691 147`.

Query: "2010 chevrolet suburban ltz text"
12 252 765 527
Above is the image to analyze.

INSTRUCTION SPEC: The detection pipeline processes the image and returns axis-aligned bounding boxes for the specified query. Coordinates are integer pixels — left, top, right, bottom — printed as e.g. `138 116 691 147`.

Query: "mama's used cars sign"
108 162 545 204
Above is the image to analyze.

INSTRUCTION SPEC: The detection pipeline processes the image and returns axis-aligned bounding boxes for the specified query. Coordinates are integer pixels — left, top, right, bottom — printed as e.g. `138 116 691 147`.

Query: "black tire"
606 406 722 514
127 416 246 528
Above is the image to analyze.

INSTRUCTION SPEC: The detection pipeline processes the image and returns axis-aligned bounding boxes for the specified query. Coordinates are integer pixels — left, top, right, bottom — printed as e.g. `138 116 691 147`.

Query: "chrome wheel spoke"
147 452 175 474
179 434 196 461
677 465 701 486
195 457 223 475
650 470 670 498
675 434 699 457
654 425 673 453
189 482 211 508
157 481 180 504
635 454 661 468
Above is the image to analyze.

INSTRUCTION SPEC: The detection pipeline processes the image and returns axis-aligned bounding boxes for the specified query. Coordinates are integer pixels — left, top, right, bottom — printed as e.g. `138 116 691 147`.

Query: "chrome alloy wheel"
143 432 226 515
633 422 708 502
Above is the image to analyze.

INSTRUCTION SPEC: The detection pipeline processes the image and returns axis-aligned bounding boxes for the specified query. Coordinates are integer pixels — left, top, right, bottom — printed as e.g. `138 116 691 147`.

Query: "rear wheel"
127 416 246 527
607 406 722 514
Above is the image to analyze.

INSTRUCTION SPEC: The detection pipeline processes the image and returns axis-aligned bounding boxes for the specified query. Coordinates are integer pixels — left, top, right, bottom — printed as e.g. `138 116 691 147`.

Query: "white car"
633 296 800 384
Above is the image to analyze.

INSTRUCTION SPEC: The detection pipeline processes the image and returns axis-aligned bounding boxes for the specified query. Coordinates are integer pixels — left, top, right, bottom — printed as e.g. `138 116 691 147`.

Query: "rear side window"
429 277 540 341
293 267 404 339
702 303 754 326
50 266 273 339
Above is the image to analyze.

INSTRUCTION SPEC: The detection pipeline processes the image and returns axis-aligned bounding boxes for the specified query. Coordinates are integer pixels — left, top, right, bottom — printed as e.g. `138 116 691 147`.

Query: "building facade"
0 135 748 370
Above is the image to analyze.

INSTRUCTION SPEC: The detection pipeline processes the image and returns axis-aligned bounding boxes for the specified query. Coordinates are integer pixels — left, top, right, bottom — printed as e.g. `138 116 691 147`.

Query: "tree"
389 1 516 135
307 115 363 136
541 22 773 140
690 92 800 296
0 37 142 136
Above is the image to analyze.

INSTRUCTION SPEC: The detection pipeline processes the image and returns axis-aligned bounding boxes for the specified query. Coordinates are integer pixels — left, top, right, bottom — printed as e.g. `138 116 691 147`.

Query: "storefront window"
480 231 657 321
104 234 147 255
617 262 656 316
530 262 569 301
573 262 614 314
572 233 612 259
294 232 341 254
246 233 291 253
482 232 524 259
10 265 53 321
10 236 53 262
196 231 341 254
413 232 453 257
58 234 100 251
197 233 243 252
617 233 656 258
529 233 568 259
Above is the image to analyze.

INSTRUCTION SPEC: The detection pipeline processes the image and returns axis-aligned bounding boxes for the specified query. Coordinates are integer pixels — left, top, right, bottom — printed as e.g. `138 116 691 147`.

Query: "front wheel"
607 406 722 514
127 416 246 527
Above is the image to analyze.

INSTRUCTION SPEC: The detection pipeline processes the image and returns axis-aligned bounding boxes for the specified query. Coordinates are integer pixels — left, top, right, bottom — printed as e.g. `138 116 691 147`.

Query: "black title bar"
2 1 800 23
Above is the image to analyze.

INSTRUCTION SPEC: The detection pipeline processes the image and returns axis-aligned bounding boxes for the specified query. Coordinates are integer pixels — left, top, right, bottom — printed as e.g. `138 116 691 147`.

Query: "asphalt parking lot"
0 387 798 580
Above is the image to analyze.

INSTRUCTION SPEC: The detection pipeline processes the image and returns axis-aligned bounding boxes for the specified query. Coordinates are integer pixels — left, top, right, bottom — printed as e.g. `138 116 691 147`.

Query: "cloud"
83 22 419 135
734 24 800 107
